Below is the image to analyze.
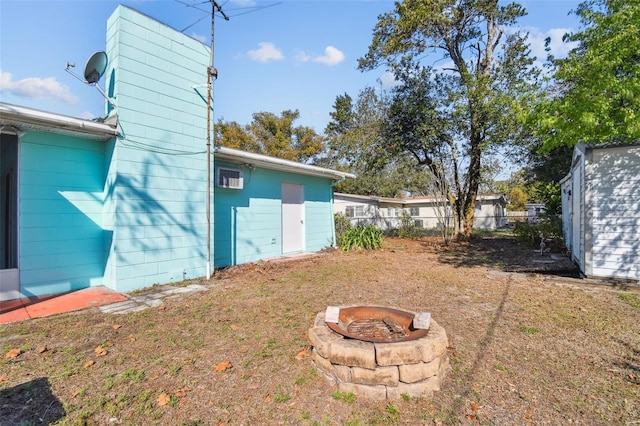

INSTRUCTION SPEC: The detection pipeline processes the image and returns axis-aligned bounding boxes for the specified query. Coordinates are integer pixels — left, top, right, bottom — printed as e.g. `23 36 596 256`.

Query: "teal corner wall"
104 6 211 292
19 132 109 297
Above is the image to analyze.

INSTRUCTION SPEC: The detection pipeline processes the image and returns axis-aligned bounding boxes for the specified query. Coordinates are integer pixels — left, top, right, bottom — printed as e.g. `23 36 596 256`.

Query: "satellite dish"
83 51 108 84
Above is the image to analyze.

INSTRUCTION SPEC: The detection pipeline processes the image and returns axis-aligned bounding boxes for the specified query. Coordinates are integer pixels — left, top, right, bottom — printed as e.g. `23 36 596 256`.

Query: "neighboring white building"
524 203 546 223
560 142 640 280
333 193 507 231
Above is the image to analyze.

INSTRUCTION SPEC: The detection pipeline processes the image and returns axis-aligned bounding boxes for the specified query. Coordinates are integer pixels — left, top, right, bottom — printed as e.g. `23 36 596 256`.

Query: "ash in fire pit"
348 317 407 340
309 306 449 400
325 305 429 343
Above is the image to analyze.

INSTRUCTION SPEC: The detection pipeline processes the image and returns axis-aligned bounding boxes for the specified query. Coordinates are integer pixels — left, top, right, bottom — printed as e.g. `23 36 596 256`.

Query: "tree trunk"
460 116 483 239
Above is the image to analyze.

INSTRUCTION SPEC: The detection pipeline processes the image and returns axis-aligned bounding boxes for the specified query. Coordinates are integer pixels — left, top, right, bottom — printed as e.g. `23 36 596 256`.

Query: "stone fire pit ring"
308 306 449 400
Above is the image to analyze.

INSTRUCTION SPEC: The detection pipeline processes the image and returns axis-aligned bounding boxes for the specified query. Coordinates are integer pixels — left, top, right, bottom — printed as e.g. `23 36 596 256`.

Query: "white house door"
281 183 304 254
0 133 20 301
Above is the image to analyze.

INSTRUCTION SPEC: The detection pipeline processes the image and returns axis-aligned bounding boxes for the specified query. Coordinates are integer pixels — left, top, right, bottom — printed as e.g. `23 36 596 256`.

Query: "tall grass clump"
338 225 383 251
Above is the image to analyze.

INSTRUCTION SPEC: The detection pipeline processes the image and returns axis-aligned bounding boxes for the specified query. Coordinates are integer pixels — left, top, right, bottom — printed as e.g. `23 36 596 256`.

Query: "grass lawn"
1 237 639 425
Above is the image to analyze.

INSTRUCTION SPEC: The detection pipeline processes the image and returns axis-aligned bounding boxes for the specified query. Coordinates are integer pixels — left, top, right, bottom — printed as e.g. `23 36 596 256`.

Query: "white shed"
560 142 640 280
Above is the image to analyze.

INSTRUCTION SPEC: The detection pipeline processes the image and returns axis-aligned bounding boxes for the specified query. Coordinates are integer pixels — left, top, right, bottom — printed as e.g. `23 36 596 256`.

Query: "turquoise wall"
104 6 211 291
19 132 108 297
13 5 339 298
214 162 335 268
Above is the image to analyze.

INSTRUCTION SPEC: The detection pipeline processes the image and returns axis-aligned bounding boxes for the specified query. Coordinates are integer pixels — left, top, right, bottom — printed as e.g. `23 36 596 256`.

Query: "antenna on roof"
65 51 116 107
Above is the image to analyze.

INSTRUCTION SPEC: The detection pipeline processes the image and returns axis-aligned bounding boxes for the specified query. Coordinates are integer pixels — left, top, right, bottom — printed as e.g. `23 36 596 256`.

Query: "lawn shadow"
0 377 65 425
444 279 513 420
434 236 580 277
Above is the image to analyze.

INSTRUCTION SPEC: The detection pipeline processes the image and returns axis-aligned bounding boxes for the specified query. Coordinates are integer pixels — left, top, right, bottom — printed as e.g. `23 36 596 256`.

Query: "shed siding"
19 132 107 296
587 145 640 279
104 6 210 291
213 164 334 268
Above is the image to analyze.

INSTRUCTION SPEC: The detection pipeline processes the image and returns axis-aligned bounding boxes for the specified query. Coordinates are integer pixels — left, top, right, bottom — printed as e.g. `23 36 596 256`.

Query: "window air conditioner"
216 167 244 189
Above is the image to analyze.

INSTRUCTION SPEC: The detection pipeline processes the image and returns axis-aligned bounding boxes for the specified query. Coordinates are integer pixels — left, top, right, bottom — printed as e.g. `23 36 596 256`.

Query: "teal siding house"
0 6 351 301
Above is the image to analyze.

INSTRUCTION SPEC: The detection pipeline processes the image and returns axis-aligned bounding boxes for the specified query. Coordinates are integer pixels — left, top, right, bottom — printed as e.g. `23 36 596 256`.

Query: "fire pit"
308 305 449 400
326 306 429 343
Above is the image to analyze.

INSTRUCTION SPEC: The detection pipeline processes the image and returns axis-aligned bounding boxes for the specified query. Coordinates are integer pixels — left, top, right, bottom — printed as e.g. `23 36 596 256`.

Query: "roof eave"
214 146 355 181
0 102 119 141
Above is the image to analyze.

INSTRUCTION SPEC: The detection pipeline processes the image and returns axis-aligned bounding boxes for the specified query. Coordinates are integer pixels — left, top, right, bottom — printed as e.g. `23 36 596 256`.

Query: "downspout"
329 176 346 248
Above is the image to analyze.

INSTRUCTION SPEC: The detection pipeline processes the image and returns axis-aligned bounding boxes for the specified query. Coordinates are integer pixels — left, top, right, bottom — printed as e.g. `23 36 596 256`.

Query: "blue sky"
1 0 581 133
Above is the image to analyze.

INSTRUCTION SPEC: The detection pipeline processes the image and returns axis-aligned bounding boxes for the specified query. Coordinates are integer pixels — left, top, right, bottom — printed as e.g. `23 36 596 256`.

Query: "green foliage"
513 216 563 249
397 211 422 239
520 326 540 335
215 110 324 163
323 88 431 198
338 225 383 251
274 393 291 403
331 391 356 403
507 187 529 210
534 0 640 149
358 0 541 238
334 212 352 243
619 293 640 312
529 181 562 215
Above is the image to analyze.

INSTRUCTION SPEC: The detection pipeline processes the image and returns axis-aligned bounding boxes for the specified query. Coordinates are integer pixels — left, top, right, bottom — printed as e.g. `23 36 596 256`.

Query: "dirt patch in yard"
1 236 639 425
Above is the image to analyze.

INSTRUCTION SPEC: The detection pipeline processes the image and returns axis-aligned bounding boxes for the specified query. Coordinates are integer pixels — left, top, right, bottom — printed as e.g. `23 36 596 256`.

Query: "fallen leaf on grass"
264 394 272 403
71 390 81 398
471 403 479 411
83 360 95 368
294 347 311 360
112 324 122 330
0 377 8 383
94 346 108 356
128 336 136 342
5 348 21 359
158 306 166 311
157 392 170 406
37 346 48 354
174 390 188 398
215 361 232 372
231 324 240 331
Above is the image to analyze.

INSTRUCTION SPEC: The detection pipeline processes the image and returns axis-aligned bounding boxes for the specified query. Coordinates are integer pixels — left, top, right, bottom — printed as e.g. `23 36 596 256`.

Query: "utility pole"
206 1 228 280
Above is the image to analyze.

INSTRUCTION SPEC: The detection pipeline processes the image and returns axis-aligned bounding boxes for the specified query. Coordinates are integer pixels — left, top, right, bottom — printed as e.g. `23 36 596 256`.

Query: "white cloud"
190 32 207 44
78 111 96 120
0 70 78 103
522 26 578 61
313 46 345 66
247 42 284 63
380 71 399 89
294 49 311 64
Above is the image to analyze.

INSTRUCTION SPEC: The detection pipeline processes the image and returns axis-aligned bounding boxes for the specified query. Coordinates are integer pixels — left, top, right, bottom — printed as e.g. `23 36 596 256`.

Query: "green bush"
513 215 564 250
397 211 423 239
338 225 383 251
334 212 352 242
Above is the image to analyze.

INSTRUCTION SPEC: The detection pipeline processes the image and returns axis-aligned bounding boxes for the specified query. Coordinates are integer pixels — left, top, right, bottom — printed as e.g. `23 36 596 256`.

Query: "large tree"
215 110 324 163
359 0 540 238
324 88 430 197
534 0 640 149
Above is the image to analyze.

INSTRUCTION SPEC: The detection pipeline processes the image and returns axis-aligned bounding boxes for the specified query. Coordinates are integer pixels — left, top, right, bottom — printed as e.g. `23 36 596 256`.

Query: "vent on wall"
216 167 244 189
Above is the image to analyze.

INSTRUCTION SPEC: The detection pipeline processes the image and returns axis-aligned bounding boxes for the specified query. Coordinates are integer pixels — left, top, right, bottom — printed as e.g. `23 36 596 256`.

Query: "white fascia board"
214 146 355 181
0 102 118 141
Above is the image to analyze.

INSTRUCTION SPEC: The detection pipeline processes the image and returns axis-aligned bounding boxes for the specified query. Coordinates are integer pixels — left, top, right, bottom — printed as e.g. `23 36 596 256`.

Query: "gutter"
0 102 119 141
214 146 355 181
